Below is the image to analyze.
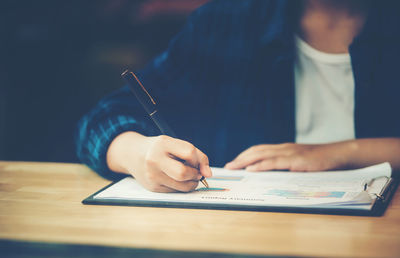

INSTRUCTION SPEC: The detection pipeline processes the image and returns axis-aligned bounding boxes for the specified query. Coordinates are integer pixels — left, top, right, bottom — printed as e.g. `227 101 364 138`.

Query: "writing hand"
107 132 212 192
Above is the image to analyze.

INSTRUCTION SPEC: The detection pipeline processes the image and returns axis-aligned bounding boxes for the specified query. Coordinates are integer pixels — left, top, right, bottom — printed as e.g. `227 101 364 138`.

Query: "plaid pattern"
76 0 400 180
76 86 159 179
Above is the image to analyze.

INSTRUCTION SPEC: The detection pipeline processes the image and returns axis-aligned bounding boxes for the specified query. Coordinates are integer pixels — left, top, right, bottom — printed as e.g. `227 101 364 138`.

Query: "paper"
94 163 391 210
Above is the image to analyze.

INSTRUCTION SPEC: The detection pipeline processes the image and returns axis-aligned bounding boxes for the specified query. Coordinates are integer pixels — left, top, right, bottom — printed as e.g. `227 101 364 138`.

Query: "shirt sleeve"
75 86 159 180
75 4 209 180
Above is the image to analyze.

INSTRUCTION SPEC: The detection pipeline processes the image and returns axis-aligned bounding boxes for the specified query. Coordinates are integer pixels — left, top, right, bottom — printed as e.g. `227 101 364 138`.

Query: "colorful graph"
265 189 345 198
207 176 243 181
197 187 230 192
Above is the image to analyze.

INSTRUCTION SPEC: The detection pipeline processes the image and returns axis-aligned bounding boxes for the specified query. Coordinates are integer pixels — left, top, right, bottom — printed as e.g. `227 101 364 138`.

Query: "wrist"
329 140 360 169
106 131 149 174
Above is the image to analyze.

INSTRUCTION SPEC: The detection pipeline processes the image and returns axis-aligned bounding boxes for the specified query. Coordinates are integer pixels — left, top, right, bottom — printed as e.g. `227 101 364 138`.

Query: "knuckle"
189 145 197 156
280 143 292 148
285 148 296 156
248 146 256 151
157 135 169 141
249 145 260 152
154 135 169 146
183 145 197 159
198 153 209 166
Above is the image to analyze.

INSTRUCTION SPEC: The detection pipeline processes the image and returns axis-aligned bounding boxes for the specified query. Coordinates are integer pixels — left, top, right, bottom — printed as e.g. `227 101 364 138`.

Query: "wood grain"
1 161 400 257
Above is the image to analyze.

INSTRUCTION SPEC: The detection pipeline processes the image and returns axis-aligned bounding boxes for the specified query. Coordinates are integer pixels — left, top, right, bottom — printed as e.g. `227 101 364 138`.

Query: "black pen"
121 70 209 188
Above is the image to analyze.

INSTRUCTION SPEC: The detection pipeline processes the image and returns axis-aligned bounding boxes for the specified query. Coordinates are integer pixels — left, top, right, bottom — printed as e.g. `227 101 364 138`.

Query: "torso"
294 35 355 144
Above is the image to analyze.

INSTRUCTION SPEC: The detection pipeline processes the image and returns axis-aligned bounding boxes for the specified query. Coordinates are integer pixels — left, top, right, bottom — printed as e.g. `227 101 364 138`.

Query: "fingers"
143 166 200 193
161 157 202 181
159 172 200 192
164 137 199 164
157 135 212 178
146 184 177 193
225 144 282 170
224 143 330 172
140 159 201 192
195 148 212 178
246 157 292 171
140 135 211 192
143 179 199 193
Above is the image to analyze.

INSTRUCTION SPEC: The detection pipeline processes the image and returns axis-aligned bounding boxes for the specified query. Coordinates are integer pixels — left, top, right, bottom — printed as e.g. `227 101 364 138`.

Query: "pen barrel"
150 110 177 138
122 70 155 114
121 70 177 138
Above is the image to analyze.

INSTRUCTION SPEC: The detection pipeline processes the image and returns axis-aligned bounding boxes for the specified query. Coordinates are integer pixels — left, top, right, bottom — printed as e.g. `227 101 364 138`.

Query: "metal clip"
364 176 393 202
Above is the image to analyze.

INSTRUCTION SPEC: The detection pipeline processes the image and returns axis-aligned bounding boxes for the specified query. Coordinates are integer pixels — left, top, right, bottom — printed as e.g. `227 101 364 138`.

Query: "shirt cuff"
77 114 156 180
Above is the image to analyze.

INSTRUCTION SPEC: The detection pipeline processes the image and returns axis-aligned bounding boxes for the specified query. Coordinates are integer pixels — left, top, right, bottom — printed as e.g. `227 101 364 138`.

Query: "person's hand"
107 132 212 192
224 142 353 172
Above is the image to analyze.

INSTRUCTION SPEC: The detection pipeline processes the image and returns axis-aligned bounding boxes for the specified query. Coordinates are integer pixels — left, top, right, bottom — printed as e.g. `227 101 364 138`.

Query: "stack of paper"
92 163 392 211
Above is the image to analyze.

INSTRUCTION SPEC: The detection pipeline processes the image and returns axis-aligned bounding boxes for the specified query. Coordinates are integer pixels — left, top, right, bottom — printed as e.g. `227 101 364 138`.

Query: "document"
92 163 392 210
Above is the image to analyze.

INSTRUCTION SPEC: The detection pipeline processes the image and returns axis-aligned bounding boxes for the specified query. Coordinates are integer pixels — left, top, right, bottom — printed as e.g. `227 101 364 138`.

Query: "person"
76 0 400 193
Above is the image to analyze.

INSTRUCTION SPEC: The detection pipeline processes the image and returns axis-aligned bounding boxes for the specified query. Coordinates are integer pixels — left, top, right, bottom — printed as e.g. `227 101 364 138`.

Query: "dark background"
1 0 209 163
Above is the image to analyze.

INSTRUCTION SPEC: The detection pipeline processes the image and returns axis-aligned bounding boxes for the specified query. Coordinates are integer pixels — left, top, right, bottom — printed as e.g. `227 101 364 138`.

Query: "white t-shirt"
294 35 355 144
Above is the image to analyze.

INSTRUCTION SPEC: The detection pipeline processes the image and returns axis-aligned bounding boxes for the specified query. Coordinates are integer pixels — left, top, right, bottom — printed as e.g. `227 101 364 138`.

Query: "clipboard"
83 173 398 217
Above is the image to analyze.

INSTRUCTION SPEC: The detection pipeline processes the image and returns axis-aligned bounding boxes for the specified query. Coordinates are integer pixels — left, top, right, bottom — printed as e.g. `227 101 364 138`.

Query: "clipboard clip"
364 176 394 202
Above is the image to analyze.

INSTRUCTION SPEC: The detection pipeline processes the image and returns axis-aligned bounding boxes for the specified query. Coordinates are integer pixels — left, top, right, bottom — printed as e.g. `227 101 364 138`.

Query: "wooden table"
1 161 400 257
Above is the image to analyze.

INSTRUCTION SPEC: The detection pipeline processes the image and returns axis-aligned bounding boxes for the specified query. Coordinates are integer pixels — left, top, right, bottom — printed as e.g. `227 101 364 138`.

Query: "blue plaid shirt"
76 0 400 180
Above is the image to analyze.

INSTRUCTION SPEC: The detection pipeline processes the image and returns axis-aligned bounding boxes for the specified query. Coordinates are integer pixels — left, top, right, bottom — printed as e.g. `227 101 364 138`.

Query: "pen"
121 70 209 189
